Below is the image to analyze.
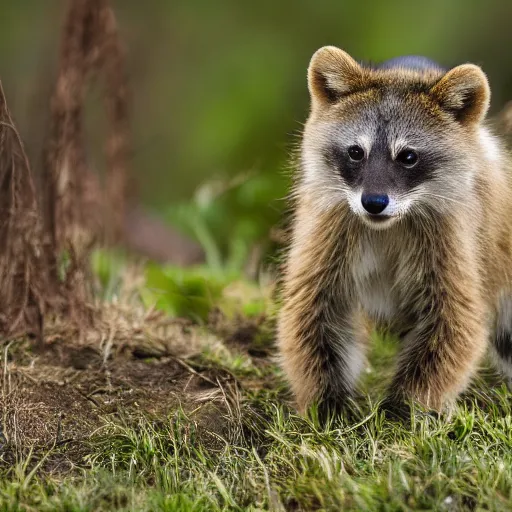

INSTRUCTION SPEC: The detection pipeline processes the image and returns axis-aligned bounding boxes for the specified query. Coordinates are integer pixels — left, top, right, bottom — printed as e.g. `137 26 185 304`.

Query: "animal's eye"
347 145 364 162
396 149 419 167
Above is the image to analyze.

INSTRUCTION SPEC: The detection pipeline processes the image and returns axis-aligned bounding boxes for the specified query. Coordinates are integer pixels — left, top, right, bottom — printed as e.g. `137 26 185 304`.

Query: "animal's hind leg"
491 294 512 386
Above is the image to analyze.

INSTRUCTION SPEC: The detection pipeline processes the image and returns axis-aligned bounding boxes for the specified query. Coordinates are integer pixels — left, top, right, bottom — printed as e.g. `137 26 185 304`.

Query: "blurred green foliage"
91 248 129 300
2 0 512 264
143 264 225 322
92 246 269 322
142 262 270 322
166 172 287 269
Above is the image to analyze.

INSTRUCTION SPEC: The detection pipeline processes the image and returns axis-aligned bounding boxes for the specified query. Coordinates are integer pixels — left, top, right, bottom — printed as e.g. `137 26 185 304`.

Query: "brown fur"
278 46 512 418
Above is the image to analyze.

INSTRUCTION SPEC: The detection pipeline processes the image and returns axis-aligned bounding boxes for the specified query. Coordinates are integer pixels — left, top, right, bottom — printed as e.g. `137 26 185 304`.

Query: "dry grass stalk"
0 83 50 341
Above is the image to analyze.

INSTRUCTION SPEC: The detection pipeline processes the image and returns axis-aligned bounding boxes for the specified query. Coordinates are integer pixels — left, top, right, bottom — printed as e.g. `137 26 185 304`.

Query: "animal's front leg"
279 294 368 418
277 203 367 418
386 241 487 415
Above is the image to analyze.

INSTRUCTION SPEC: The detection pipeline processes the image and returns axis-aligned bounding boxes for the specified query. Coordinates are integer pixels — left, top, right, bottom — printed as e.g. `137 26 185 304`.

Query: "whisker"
419 193 466 206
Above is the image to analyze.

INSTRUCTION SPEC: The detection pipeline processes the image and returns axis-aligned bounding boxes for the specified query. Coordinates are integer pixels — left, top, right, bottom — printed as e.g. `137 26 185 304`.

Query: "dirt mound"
0 309 249 475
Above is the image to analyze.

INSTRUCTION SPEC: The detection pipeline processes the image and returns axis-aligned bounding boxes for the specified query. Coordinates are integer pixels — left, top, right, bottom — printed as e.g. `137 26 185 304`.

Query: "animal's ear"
430 64 490 125
307 46 364 108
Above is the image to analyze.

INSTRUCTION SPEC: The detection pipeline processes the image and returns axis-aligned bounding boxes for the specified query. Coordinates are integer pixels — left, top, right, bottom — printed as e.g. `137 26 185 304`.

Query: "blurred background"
1 0 512 271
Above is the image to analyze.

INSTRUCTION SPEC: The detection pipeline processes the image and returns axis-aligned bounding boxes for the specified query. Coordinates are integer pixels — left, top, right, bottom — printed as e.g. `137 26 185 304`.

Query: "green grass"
3 385 512 511
2 259 512 511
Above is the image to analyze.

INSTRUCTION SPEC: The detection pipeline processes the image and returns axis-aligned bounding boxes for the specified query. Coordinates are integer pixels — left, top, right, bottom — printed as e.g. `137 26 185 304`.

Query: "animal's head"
300 46 496 229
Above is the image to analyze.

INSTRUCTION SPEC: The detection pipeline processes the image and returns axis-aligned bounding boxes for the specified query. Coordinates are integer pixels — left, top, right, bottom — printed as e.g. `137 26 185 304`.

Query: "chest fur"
351 238 397 322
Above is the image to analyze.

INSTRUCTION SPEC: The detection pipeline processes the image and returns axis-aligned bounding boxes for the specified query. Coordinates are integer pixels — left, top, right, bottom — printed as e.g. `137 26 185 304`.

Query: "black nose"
361 193 389 215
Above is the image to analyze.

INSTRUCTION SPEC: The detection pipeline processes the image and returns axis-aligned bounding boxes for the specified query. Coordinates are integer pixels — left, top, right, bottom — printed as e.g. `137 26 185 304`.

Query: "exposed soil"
0 310 268 475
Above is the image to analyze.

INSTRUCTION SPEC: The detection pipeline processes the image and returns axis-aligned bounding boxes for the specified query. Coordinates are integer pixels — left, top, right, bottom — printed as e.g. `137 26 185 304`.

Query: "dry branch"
40 0 133 323
0 83 50 340
43 0 130 256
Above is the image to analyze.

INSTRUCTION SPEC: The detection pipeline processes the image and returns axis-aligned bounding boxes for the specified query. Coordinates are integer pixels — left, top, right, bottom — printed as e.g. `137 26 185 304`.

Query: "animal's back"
372 55 445 72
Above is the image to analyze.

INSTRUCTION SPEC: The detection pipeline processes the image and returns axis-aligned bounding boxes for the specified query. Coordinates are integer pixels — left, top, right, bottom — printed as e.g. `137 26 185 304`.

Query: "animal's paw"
311 394 364 426
380 396 439 424
380 396 411 422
